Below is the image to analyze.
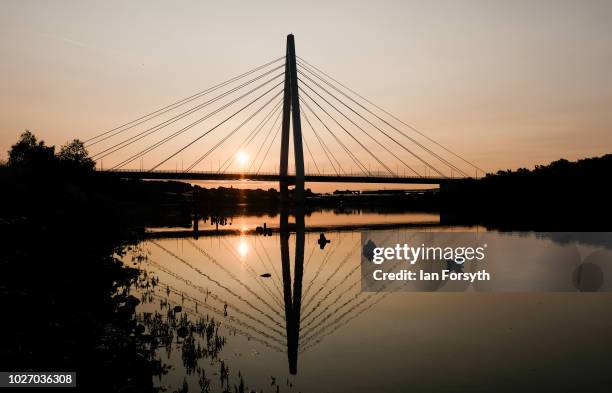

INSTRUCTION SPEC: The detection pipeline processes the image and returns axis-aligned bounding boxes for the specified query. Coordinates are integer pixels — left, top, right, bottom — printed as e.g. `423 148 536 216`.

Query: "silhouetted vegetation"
57 138 96 171
0 132 165 391
440 155 612 229
6 131 94 172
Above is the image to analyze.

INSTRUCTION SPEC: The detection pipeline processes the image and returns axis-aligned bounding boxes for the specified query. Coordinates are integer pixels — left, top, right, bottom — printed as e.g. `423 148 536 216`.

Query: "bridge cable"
299 98 367 176
300 77 424 177
185 96 283 172
299 72 446 177
300 106 342 176
247 111 282 174
297 56 484 175
301 89 392 176
302 127 321 175
247 103 285 173
149 85 283 172
189 98 282 172
112 77 283 170
298 65 468 177
90 64 285 155
95 68 283 163
218 100 283 174
85 56 284 145
255 122 282 175
93 69 283 162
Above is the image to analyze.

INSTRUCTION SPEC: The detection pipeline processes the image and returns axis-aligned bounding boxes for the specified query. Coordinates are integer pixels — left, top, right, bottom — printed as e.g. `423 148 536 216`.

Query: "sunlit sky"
1 0 612 189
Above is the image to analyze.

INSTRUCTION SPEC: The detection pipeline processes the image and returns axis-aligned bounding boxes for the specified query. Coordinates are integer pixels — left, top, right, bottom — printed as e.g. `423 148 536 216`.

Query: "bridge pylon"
279 34 305 203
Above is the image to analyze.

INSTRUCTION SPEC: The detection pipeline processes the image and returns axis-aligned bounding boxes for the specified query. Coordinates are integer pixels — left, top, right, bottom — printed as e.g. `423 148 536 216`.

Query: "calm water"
122 211 612 392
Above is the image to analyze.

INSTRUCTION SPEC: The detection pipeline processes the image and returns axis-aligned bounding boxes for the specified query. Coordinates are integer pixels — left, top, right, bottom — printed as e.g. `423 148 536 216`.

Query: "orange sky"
1 0 611 192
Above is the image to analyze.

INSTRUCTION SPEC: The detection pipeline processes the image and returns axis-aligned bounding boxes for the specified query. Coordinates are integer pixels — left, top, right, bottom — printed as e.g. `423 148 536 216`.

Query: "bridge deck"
95 169 471 185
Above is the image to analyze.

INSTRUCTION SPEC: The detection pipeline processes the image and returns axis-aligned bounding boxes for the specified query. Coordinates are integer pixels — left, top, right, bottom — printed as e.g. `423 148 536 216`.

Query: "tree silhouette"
6 131 96 173
58 139 95 171
7 130 55 168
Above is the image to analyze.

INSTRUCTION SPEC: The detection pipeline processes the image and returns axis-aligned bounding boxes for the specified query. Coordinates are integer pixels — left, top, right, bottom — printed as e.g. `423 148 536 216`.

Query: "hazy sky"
1 0 612 176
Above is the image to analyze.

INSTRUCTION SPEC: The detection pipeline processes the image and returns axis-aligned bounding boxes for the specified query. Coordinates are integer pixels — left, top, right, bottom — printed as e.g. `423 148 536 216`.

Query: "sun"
236 151 249 166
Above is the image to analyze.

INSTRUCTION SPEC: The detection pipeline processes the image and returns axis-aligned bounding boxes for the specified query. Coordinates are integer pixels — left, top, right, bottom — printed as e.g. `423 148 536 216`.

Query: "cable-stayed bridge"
86 34 482 201
92 35 485 378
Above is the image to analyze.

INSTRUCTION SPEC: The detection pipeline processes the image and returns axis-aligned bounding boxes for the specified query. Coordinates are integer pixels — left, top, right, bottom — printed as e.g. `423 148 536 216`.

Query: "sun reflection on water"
238 238 248 258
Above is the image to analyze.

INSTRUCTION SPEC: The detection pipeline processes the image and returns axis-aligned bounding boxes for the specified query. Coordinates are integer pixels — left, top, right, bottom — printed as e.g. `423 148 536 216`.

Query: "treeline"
441 154 612 229
0 131 195 227
1 131 113 224
2 130 94 171
484 154 612 182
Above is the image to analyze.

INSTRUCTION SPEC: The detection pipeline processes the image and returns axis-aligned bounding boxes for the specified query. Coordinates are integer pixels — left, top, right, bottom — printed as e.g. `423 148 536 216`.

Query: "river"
121 211 612 392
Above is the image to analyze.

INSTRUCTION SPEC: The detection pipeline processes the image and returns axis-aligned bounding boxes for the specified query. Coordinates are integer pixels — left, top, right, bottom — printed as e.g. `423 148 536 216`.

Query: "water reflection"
123 213 612 392
237 238 249 258
127 210 404 390
280 207 304 375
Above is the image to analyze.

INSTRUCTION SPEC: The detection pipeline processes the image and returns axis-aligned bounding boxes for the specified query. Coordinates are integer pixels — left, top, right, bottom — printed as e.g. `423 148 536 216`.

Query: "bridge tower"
279 34 305 203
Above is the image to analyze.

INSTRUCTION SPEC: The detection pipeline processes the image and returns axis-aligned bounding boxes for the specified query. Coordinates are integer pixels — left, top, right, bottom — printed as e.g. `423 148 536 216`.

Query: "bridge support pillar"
279 34 305 204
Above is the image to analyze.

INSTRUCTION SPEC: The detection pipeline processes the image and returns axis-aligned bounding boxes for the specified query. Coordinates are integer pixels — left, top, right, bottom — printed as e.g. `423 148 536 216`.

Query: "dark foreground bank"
0 133 170 391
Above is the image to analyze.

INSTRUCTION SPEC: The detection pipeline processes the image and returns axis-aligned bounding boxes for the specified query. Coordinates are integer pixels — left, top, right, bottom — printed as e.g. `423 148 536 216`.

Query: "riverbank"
0 163 165 391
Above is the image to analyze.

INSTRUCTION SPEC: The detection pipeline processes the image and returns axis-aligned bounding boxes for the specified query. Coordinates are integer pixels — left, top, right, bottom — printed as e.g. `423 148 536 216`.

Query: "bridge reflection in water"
280 208 305 374
141 208 427 382
137 209 399 378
